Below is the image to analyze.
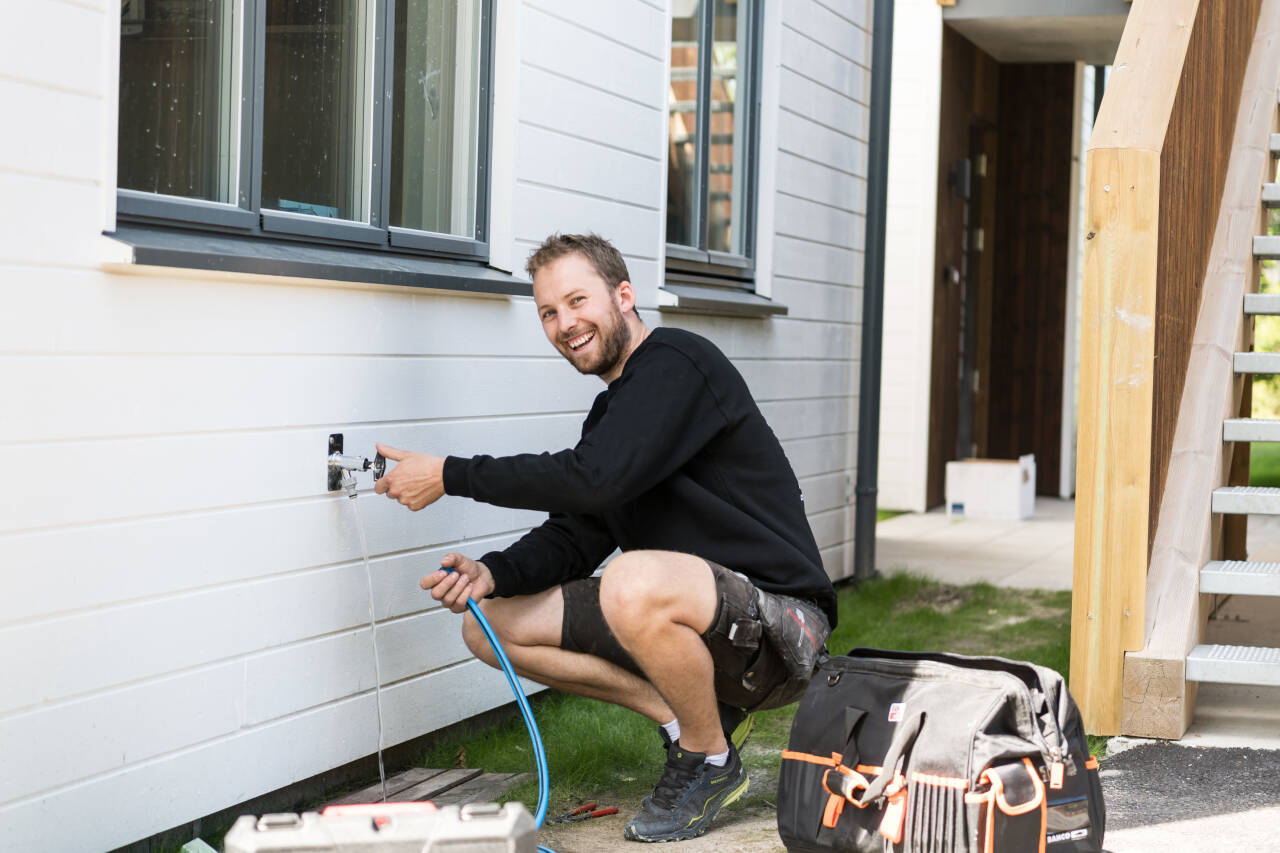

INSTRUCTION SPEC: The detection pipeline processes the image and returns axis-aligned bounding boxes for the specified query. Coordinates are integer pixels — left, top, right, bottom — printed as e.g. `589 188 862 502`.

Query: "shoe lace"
650 752 701 810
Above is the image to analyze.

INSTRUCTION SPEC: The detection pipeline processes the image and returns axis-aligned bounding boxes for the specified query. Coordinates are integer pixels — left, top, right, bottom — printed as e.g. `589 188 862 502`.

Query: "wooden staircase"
1195 223 1280 688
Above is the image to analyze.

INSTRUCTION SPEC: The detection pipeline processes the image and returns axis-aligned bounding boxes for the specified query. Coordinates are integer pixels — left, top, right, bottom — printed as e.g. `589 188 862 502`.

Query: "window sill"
657 283 787 318
103 224 532 297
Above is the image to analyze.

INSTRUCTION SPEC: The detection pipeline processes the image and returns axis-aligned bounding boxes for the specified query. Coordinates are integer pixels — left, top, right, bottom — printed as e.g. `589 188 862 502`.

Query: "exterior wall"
877 0 942 512
0 1 871 850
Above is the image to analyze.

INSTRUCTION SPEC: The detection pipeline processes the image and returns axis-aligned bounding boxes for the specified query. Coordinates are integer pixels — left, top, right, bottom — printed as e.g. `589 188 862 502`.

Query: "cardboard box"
945 454 1035 520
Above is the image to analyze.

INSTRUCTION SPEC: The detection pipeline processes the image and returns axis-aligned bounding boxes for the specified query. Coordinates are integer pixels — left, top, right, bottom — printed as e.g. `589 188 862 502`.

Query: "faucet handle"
371 452 386 481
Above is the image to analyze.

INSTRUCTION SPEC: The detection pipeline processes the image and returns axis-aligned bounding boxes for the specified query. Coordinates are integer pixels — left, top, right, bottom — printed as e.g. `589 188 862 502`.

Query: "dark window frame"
664 0 763 290
112 0 506 288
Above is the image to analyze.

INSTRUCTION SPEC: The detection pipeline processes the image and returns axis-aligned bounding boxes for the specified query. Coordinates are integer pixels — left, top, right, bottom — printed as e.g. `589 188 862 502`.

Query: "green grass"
1250 441 1280 487
877 508 907 522
411 573 1094 818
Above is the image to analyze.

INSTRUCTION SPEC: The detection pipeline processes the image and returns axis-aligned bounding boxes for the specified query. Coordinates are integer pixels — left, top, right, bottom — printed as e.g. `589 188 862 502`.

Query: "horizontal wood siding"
0 0 871 848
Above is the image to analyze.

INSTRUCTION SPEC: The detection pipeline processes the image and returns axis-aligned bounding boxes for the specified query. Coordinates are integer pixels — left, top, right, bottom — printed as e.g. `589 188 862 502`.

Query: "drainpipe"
853 0 894 583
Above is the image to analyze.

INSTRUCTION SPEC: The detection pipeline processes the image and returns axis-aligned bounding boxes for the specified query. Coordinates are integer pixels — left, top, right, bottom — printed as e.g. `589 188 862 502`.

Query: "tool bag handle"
854 710 922 806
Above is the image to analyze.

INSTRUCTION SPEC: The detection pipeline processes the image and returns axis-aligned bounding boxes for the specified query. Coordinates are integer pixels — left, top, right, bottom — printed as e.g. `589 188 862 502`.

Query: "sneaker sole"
623 775 750 843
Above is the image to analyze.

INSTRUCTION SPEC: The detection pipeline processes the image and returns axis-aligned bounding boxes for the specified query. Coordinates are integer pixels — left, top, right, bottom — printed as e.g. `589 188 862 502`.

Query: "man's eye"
571 296 585 305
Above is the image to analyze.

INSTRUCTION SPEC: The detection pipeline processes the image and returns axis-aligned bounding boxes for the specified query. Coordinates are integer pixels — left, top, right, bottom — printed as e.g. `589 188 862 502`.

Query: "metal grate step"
1224 418 1280 442
1234 351 1280 374
1201 560 1280 595
1265 183 1280 207
1272 132 1280 157
1244 293 1280 315
1254 235 1280 258
1187 644 1280 686
1212 486 1280 515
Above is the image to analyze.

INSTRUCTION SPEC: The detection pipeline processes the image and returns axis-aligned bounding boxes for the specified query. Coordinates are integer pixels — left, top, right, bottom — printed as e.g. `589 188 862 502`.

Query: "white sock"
661 719 681 742
704 748 729 767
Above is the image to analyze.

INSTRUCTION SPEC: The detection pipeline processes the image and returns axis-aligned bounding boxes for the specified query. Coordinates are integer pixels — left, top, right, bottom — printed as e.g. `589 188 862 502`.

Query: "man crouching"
375 233 836 842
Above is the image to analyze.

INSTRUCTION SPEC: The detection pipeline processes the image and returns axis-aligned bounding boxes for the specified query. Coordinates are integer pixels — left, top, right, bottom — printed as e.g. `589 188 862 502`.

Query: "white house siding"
874 0 942 513
0 0 871 850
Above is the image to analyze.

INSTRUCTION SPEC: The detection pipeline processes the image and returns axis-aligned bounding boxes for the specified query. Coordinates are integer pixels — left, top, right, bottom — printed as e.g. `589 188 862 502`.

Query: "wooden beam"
1121 0 1280 739
1071 147 1159 735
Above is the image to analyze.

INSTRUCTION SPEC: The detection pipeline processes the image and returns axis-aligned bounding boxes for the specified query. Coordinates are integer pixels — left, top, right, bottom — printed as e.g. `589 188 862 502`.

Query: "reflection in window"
667 1 700 249
391 0 483 237
118 0 240 203
708 0 747 255
667 0 752 258
261 0 375 222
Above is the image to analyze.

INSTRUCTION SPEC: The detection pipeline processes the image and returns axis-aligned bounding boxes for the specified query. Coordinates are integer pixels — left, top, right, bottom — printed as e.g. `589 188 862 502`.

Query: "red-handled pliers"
549 803 619 823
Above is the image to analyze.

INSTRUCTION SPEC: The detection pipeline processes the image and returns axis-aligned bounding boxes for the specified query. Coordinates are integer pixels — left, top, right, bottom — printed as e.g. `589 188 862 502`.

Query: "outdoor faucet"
327 434 386 498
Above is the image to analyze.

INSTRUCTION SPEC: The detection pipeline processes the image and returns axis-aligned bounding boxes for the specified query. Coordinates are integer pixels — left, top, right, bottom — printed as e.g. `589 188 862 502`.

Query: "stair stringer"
1121 7 1280 739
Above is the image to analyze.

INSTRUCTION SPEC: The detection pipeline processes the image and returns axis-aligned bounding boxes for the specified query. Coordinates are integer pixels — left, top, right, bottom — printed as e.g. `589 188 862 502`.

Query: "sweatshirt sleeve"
479 511 617 597
443 344 729 514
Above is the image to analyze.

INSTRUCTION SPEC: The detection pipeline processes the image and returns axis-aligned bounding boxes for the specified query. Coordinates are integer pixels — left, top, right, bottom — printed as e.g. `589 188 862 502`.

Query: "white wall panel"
779 68 869 140
0 663 243 805
512 183 661 261
0 0 102 96
0 355 602 443
779 23 867 104
0 415 586 533
0 661 523 853
778 111 869 178
516 123 663 209
782 0 869 67
0 175 104 269
771 277 860 324
525 0 666 60
518 65 662 158
776 194 865 252
776 152 867 212
774 234 859 284
522 5 664 107
0 81 101 182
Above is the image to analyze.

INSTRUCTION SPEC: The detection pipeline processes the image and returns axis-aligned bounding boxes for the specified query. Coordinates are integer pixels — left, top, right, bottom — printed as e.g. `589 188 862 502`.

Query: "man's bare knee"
600 551 715 639
462 612 499 668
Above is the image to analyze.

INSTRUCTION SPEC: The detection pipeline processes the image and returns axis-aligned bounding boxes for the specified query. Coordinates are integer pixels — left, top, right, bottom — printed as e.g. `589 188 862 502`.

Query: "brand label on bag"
1047 828 1089 844
887 702 904 722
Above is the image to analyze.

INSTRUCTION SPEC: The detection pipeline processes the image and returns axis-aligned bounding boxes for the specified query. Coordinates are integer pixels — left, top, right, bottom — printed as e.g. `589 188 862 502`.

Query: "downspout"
853 0 894 583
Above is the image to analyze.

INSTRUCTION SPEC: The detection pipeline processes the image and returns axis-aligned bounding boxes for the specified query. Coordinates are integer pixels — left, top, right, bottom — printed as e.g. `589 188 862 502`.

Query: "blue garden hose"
443 569 556 853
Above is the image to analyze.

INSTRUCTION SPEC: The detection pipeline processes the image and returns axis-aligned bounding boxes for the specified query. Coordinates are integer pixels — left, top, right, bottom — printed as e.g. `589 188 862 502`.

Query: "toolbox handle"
854 710 924 807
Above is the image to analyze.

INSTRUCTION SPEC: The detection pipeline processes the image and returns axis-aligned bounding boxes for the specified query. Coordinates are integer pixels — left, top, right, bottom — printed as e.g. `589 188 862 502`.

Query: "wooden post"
1071 148 1159 734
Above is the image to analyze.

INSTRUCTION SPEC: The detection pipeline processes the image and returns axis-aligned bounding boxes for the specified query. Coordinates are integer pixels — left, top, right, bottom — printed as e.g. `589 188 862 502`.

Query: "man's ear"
615 279 637 315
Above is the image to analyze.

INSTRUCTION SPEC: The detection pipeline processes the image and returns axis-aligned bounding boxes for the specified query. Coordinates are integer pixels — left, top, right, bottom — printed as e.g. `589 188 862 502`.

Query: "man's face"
533 253 632 378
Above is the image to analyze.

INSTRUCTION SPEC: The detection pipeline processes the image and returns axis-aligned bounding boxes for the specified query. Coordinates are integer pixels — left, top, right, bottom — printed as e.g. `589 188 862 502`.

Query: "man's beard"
562 306 631 377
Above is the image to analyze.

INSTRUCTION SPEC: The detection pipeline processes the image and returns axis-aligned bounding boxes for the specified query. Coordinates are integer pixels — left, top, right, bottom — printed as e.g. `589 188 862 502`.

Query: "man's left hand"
374 443 446 510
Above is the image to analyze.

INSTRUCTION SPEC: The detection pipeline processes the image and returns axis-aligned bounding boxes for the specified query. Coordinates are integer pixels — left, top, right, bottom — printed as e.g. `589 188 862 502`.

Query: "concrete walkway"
875 497 1076 589
873 499 1280 852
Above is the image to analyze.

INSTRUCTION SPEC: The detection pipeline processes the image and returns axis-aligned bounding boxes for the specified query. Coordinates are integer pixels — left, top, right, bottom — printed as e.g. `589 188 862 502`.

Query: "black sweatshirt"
441 327 838 626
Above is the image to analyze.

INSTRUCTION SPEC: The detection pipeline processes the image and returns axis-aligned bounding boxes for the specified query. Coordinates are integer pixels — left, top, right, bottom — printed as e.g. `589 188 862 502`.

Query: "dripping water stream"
350 497 388 802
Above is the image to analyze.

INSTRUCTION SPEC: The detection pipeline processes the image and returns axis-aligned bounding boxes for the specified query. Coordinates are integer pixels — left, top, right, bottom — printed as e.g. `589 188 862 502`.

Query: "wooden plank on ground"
329 768 449 805
396 768 484 802
432 772 532 806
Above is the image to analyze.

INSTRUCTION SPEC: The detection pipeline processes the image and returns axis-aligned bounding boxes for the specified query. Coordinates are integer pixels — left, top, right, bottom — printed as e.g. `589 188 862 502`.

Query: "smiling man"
375 233 836 843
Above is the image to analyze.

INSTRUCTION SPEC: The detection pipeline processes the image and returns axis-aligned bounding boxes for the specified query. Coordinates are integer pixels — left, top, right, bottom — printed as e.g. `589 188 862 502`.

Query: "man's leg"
596 551 724 755
598 551 749 843
460 586 675 725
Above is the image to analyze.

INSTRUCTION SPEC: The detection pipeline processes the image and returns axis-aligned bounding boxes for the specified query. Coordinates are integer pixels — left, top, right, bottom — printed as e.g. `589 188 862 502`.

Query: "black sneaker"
624 741 749 842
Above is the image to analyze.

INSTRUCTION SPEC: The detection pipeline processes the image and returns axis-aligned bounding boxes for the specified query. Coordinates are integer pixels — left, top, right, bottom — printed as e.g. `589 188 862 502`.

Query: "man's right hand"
420 553 495 614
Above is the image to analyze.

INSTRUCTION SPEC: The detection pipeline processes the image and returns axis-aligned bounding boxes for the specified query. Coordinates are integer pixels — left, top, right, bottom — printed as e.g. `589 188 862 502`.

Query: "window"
116 0 493 270
666 0 758 281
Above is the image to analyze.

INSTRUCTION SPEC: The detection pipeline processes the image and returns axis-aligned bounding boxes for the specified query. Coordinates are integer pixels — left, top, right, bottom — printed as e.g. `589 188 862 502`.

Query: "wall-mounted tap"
328 434 386 498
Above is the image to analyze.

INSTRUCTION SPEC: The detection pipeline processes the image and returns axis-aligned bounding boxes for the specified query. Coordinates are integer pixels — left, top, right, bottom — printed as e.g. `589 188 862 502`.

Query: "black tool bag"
777 649 1104 853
